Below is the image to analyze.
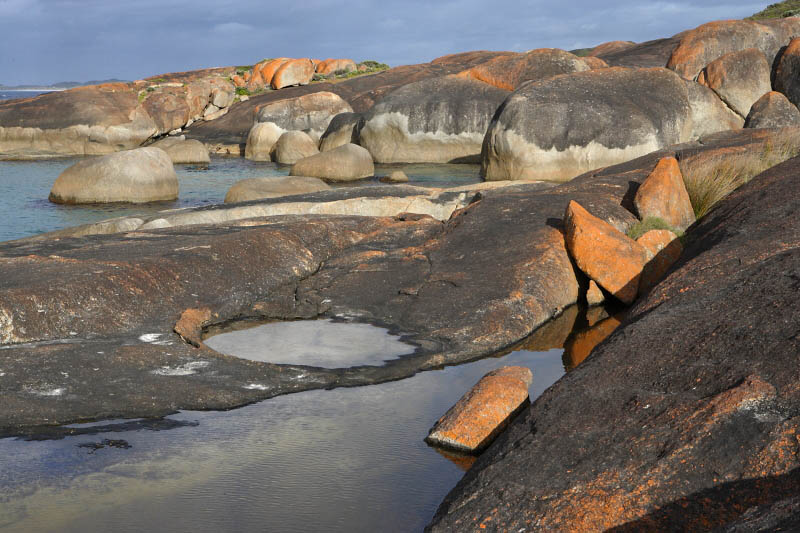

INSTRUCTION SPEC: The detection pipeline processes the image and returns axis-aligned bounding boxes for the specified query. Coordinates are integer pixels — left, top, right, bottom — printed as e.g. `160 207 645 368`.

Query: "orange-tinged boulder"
589 40 636 57
697 48 771 117
425 366 533 453
562 314 623 369
231 74 246 88
586 280 605 306
634 156 695 231
666 18 800 80
272 58 315 89
774 37 800 108
564 201 649 305
316 58 357 75
457 48 589 91
744 91 800 129
637 229 683 293
259 58 290 86
141 87 191 135
246 69 264 91
581 56 609 69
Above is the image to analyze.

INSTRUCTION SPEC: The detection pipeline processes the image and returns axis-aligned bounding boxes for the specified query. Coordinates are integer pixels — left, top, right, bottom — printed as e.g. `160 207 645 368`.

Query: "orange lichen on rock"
637 229 683 294
426 366 533 453
174 307 213 346
634 157 695 231
272 58 315 89
316 58 357 75
457 48 588 91
564 201 649 305
259 58 290 86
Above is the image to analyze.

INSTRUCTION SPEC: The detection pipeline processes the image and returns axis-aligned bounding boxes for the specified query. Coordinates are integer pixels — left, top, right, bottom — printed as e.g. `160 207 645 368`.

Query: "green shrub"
235 87 250 96
626 217 682 241
569 48 593 57
748 1 800 19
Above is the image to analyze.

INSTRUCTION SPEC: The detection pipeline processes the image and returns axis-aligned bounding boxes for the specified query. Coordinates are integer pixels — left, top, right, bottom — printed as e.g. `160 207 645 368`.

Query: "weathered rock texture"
289 143 373 182
224 176 331 203
775 37 800 108
255 91 353 140
667 18 800 80
428 153 800 532
745 91 800 129
697 48 772 118
359 76 509 163
456 48 589 91
319 112 362 152
316 59 357 75
589 41 636 57
637 229 683 294
273 131 319 165
49 147 178 204
244 122 284 161
684 81 744 138
271 58 315 89
482 67 692 182
150 136 210 164
564 201 649 304
634 156 695 231
425 366 533 453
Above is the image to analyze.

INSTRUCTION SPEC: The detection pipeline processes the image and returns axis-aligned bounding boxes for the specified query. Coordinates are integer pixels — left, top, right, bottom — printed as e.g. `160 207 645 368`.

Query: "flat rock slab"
425 366 533 453
428 153 800 531
0 128 786 435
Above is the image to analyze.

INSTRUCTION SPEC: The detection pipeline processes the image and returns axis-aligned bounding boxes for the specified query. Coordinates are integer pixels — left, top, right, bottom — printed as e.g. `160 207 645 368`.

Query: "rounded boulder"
224 176 331 203
151 136 210 164
319 112 363 152
271 59 315 90
49 147 178 204
745 91 800 129
244 122 284 161
457 48 590 91
697 48 772 118
273 131 319 165
290 143 374 182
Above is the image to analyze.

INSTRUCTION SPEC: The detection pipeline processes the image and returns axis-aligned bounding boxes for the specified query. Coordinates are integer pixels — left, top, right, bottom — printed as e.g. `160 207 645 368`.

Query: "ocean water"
0 157 481 242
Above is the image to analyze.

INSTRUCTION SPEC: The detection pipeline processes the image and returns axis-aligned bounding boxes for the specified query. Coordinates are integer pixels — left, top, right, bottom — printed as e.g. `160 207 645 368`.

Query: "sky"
0 0 768 86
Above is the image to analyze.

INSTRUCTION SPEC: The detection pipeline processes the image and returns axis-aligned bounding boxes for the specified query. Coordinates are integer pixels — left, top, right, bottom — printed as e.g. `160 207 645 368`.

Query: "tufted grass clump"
748 1 800 19
627 217 682 241
679 129 800 218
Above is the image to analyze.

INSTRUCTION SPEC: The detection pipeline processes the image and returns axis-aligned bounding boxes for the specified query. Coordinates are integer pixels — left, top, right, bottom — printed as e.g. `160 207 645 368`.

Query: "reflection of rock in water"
562 314 624 370
491 305 579 358
20 417 200 441
432 446 477 472
77 439 132 454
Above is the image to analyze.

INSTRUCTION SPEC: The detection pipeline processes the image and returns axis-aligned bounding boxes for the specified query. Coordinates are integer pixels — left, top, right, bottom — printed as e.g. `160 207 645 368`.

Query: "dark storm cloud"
0 0 766 85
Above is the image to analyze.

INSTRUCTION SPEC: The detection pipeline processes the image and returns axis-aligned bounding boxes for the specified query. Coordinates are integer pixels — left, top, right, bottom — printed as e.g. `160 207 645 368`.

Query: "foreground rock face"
49 147 178 204
150 136 210 164
684 80 744 138
224 176 331 203
634 156 695 231
745 91 800 129
358 76 509 163
425 366 533 453
290 143 373 181
564 201 649 304
482 67 692 182
456 48 589 91
428 155 800 531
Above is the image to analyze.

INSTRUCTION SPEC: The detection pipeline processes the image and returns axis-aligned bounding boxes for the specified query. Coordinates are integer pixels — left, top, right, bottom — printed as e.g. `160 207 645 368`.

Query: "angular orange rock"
316 58 357 75
564 201 649 305
272 58 315 89
634 157 695 231
637 229 683 294
425 366 533 453
259 58 290 86
231 74 246 88
586 280 605 306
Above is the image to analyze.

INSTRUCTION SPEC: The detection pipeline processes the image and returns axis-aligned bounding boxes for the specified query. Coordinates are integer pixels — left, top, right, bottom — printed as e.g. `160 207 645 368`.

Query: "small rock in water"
425 366 532 453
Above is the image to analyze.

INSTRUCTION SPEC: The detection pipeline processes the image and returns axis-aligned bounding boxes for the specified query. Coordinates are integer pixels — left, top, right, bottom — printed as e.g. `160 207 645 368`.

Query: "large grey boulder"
49 147 178 204
481 67 692 182
255 91 353 139
684 81 743 138
290 143 374 182
244 122 284 161
359 75 509 163
697 48 772 118
151 136 210 164
273 131 319 165
319 112 362 152
224 176 331 203
745 91 800 129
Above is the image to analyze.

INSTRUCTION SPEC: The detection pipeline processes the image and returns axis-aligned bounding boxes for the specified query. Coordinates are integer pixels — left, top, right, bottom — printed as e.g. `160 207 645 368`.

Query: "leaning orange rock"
425 366 533 453
272 58 315 89
564 201 649 305
259 58 290 86
634 157 695 231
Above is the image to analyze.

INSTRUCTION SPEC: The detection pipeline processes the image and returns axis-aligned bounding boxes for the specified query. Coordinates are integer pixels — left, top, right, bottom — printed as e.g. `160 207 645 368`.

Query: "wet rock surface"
0 128 786 435
428 153 800 531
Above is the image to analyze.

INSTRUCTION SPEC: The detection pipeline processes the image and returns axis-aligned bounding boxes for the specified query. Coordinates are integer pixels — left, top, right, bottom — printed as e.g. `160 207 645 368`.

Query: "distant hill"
0 79 128 90
749 0 800 19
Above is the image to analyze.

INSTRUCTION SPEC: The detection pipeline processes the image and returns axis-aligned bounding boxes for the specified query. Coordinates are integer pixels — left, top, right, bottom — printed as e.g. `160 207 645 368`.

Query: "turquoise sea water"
0 157 481 242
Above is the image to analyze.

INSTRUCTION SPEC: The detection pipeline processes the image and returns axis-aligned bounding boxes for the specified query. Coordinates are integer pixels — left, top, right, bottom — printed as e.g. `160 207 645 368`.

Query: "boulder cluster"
231 57 359 92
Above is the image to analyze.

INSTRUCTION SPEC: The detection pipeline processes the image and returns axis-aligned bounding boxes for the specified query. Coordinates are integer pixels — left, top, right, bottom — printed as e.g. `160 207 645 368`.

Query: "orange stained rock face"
586 279 605 306
259 58 290 86
174 307 213 346
231 74 246 88
638 230 683 294
588 40 636 57
563 314 622 369
581 56 609 70
564 201 649 305
634 157 695 231
271 58 315 90
425 366 533 453
316 58 357 75
457 48 587 91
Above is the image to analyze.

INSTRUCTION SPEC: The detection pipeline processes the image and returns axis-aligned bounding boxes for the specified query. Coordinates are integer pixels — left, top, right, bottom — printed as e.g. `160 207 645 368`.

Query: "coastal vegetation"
748 0 800 19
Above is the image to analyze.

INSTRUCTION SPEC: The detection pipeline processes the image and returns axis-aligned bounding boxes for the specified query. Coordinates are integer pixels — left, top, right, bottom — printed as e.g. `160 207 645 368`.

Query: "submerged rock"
150 136 210 164
273 131 319 165
359 76 509 163
745 91 800 129
49 147 178 204
224 176 331 203
633 156 695 231
290 143 374 182
564 201 649 305
380 170 409 183
481 67 692 182
425 366 533 453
